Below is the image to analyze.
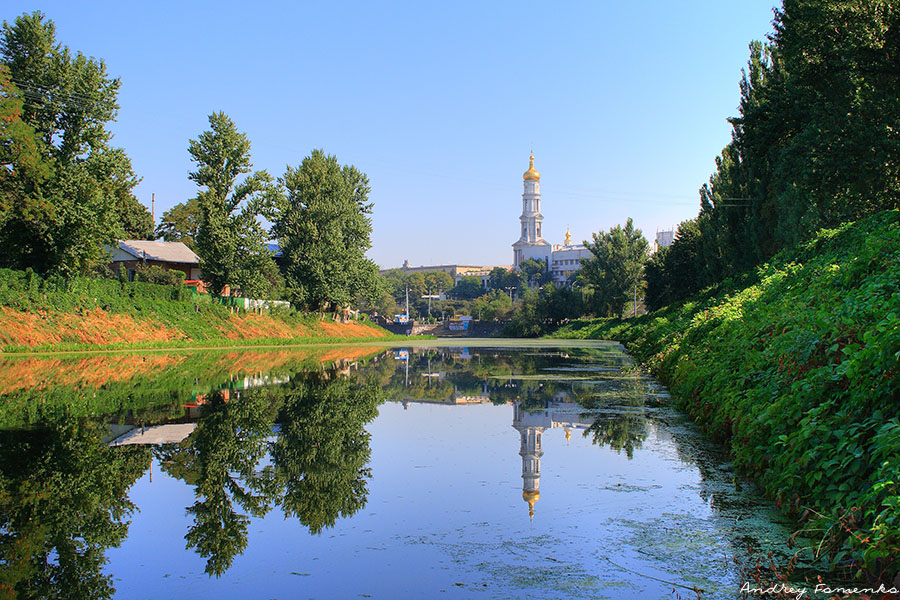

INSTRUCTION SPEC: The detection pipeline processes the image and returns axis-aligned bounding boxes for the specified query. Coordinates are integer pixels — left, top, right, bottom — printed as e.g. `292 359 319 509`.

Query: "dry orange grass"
0 305 388 350
0 307 186 348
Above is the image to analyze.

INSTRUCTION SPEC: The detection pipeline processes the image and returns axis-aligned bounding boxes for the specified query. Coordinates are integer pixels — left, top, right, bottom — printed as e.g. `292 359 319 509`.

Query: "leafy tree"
0 12 138 276
488 266 524 298
643 245 669 312
0 65 51 225
97 147 152 239
518 257 552 287
449 275 484 300
134 263 185 286
155 197 201 249
471 289 513 321
273 150 379 312
488 266 508 290
652 3 900 302
189 112 280 298
423 271 453 294
405 272 427 300
579 218 649 318
503 287 542 336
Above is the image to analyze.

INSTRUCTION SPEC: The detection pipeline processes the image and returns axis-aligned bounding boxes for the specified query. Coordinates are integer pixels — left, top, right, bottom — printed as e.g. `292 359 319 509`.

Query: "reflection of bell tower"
512 403 544 520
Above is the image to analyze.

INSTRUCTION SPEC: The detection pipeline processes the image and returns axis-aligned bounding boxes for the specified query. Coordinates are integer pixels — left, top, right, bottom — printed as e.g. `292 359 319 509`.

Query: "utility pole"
151 193 156 227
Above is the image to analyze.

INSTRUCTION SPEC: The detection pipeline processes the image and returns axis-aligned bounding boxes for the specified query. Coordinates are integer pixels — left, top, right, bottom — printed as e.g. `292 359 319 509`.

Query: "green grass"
552 210 900 579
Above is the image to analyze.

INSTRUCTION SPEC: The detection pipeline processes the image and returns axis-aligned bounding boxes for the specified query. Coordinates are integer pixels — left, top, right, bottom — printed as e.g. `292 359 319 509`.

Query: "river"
0 340 791 599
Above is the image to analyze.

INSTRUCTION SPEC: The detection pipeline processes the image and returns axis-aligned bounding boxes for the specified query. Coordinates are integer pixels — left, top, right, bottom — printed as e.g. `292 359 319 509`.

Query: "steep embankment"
554 210 900 579
0 270 391 352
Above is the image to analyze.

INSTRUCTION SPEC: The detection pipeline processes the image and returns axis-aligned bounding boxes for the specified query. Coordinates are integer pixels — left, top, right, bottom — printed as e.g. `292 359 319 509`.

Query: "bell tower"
512 153 551 268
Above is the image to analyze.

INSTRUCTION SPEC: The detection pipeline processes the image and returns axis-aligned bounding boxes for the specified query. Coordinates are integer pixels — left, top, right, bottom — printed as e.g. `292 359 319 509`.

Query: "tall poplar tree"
189 112 280 298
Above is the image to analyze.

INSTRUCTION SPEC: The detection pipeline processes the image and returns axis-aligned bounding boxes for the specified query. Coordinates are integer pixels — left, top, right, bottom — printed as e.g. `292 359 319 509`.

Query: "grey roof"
117 240 200 264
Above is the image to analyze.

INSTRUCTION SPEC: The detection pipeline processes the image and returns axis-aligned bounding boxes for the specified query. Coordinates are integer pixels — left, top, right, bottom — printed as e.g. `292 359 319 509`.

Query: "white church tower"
512 153 551 268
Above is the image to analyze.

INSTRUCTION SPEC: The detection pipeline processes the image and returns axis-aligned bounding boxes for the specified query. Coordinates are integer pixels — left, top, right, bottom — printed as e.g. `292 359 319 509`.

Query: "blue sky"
4 1 779 268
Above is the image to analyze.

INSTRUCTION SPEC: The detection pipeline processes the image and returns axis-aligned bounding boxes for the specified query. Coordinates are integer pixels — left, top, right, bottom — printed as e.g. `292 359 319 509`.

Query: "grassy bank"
553 210 900 580
0 269 399 352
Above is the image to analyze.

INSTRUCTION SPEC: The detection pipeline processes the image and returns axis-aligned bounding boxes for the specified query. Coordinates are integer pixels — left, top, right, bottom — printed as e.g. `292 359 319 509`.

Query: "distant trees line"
0 12 379 313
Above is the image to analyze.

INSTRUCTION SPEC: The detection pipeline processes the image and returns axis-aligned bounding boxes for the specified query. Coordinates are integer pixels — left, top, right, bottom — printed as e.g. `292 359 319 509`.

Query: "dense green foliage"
273 150 380 312
487 266 525 297
650 2 900 301
155 196 200 249
0 12 150 276
503 284 586 337
190 113 281 299
133 263 185 286
554 210 900 578
518 258 553 288
578 218 649 318
448 275 484 300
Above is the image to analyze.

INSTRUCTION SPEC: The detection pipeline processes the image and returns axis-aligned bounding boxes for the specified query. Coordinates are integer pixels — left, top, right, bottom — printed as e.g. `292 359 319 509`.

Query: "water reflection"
156 389 279 576
272 371 381 535
0 418 150 598
156 370 383 576
0 342 789 598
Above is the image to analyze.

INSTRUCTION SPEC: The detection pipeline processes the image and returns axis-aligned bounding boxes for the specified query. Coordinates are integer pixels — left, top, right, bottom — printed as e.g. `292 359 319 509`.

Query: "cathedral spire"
523 152 540 181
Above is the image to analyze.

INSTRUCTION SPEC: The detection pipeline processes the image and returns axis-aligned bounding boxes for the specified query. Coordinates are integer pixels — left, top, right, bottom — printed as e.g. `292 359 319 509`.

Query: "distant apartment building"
654 229 675 253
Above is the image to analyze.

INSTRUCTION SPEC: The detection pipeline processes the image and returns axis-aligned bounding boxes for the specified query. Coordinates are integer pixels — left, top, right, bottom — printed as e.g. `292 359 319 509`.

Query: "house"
109 240 201 281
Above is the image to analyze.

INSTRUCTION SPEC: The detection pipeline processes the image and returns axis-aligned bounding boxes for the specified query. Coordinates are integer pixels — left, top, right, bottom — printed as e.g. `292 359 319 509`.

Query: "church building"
387 153 591 289
512 153 591 286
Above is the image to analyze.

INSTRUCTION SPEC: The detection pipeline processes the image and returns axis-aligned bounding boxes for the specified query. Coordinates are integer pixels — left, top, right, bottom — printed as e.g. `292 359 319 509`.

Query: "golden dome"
523 153 540 181
523 490 541 519
564 227 572 247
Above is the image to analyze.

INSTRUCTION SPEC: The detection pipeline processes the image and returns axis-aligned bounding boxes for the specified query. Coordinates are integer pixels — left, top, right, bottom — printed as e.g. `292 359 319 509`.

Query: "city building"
654 229 675 253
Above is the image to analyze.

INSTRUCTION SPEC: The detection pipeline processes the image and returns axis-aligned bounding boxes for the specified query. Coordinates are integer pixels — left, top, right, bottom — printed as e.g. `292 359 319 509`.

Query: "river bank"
552 210 900 581
0 268 396 353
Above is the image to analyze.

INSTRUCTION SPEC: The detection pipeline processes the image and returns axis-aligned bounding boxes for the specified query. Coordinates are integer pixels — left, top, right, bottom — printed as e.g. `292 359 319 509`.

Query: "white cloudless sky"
3 1 779 268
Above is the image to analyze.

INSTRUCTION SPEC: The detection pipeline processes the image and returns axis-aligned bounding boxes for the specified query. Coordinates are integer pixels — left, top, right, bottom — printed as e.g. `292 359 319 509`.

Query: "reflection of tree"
272 371 382 535
156 389 280 577
0 418 150 599
581 373 649 459
584 413 648 459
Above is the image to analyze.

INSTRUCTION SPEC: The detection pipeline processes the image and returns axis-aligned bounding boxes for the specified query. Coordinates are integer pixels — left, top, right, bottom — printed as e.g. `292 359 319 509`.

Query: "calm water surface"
0 340 790 599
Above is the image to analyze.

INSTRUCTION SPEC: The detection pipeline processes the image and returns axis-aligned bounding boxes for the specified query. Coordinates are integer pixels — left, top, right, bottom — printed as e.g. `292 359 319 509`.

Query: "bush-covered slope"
0 270 391 351
554 210 900 578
